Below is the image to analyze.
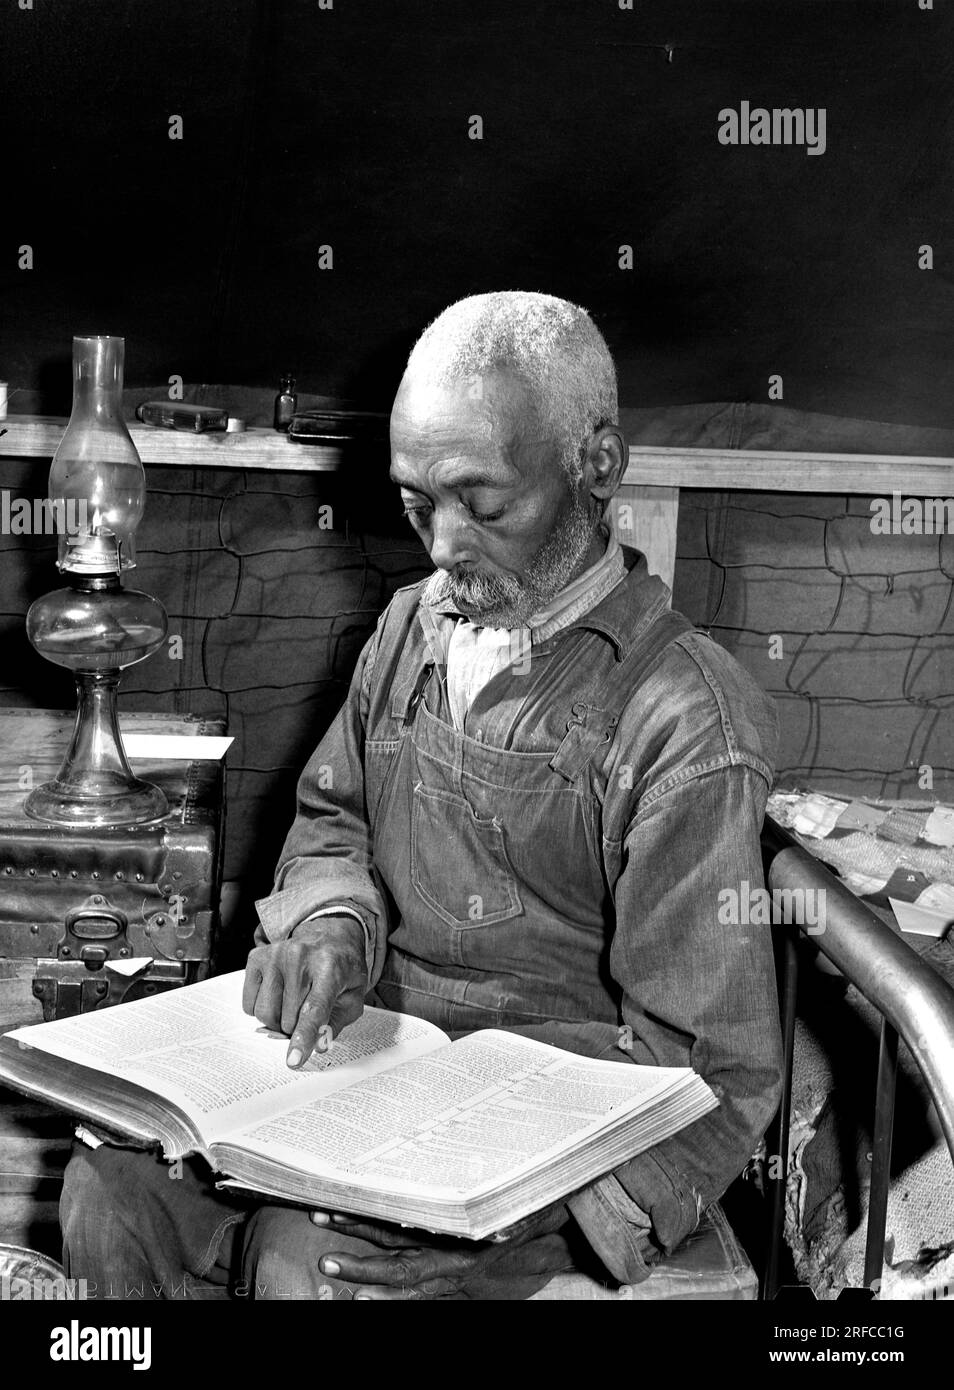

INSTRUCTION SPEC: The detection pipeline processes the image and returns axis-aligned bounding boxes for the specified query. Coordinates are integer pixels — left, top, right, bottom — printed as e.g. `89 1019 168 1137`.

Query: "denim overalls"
364 593 695 1035
258 549 783 1262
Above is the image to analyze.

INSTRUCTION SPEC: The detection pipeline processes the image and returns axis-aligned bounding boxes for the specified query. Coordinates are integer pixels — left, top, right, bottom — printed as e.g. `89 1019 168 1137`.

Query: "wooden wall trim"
2 416 953 491
624 446 954 495
0 415 342 472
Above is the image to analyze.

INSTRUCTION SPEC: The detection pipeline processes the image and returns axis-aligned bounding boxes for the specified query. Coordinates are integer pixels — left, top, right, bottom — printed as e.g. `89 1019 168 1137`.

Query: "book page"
233 1028 704 1192
4 973 448 1145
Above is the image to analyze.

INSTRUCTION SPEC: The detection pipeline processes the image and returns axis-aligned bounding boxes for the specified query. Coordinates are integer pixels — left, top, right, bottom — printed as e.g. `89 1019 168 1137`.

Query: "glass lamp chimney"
49 336 146 574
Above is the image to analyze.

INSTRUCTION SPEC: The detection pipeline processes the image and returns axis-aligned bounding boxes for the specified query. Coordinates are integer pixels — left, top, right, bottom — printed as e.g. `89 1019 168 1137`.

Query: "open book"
0 973 717 1239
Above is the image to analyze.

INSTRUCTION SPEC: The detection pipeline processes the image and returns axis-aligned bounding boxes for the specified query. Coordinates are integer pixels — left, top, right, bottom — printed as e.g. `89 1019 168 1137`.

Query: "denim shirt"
255 546 783 1283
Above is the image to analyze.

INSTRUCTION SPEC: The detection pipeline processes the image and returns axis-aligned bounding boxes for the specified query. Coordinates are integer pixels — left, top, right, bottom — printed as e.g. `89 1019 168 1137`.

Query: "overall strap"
603 608 698 707
548 609 700 782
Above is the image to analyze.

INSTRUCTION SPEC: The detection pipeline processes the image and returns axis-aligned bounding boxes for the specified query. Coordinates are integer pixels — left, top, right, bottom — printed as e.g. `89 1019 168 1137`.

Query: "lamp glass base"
24 778 169 828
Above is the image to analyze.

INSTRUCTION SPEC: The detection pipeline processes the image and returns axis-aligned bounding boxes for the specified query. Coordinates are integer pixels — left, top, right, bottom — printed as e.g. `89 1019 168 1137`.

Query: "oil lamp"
24 336 169 827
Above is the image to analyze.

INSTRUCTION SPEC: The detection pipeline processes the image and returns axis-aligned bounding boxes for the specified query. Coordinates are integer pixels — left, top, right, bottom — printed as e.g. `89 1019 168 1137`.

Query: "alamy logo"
1 491 88 536
1 1272 88 1300
49 1321 151 1371
718 880 827 934
869 493 954 534
718 101 826 156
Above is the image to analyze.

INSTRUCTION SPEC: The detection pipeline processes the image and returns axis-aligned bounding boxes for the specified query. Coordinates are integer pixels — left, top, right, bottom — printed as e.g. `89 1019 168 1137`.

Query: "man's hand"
243 916 368 1069
309 1202 573 1299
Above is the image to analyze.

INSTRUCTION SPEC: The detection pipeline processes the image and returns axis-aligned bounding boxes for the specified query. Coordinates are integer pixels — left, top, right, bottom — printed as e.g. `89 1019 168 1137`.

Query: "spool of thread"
225 416 246 433
0 383 7 420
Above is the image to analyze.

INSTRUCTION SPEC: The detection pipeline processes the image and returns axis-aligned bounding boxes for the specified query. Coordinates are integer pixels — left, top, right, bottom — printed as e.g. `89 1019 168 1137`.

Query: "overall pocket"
410 781 523 928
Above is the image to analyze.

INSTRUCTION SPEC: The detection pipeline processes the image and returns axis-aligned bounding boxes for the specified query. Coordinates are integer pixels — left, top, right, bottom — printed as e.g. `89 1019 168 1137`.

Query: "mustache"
424 566 522 609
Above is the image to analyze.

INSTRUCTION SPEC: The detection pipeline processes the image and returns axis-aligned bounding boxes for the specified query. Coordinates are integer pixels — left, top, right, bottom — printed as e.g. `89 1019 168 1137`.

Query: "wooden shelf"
1 415 952 492
623 446 954 495
0 415 343 472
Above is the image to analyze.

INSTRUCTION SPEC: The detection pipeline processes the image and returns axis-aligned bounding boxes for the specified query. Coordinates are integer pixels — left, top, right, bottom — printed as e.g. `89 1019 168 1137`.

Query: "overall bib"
364 604 696 1036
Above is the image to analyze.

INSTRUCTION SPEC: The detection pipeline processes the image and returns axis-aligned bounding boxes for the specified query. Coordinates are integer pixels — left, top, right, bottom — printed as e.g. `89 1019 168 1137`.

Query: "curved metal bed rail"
760 813 954 1298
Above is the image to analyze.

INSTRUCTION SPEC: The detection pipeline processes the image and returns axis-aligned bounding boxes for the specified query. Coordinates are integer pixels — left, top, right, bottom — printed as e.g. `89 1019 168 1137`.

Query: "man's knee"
60 1143 153 1271
242 1207 364 1301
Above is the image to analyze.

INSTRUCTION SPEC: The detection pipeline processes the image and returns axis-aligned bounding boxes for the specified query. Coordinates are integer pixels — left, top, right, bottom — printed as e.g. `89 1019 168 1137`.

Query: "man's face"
389 367 603 627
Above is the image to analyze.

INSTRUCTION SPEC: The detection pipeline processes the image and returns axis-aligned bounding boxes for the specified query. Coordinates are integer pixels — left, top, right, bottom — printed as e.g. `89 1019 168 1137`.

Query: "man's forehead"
390 368 551 457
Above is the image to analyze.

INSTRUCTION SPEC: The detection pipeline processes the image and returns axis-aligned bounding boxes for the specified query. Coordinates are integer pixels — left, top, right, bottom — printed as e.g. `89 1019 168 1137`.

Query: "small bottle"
273 373 297 431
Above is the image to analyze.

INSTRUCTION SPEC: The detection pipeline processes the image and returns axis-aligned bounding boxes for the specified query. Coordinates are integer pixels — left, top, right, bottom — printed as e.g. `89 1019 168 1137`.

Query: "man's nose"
427 507 478 571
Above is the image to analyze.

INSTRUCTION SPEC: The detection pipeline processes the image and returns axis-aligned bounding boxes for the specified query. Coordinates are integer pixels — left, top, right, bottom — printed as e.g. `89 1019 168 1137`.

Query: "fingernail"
311 1212 329 1225
287 1049 303 1068
321 1259 340 1276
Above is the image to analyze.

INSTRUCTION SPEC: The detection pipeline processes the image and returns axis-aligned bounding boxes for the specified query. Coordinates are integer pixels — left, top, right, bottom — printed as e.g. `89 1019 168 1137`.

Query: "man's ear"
584 425 628 504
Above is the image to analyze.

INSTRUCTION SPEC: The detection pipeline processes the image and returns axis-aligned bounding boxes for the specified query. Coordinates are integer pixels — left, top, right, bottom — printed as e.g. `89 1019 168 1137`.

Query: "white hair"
405 290 618 481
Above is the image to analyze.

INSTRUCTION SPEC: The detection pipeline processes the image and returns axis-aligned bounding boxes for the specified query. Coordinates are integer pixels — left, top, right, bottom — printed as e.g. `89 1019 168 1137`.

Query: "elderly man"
61 291 782 1300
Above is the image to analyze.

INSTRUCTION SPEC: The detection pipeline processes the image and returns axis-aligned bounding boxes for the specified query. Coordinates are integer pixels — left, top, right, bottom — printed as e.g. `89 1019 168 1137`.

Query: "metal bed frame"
760 813 954 1299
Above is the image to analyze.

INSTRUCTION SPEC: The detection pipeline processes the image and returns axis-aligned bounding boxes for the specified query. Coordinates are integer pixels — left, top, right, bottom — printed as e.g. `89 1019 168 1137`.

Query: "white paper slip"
889 893 954 939
921 806 954 849
792 793 850 839
121 734 234 760
106 957 155 978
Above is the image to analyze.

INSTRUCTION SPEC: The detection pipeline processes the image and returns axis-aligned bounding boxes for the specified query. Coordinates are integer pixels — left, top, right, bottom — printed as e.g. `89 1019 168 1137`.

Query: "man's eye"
399 501 504 525
466 504 505 524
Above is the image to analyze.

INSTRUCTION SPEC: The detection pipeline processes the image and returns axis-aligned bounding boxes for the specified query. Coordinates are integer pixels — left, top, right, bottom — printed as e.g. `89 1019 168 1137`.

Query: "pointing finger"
286 980 338 1068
